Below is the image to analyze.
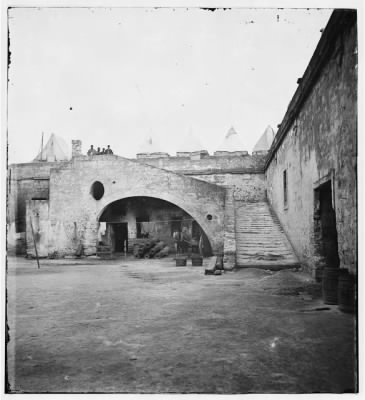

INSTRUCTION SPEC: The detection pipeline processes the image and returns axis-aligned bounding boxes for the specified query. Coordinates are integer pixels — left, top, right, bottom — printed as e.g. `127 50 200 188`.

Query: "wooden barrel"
322 267 340 305
176 256 187 267
338 272 356 313
191 255 203 266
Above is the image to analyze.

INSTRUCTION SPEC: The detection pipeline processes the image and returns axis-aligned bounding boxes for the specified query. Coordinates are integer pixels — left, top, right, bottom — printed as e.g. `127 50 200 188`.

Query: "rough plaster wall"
266 22 357 274
49 156 226 256
16 180 49 230
192 173 266 202
8 162 66 232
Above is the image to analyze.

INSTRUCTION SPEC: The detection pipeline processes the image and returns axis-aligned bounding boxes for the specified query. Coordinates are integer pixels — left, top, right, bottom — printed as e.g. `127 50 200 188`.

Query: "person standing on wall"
105 145 113 155
87 145 96 156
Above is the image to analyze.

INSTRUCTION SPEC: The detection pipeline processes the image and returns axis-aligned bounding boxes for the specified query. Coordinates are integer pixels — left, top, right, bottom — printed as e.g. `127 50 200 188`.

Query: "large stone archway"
48 155 226 256
97 192 218 251
97 195 214 255
97 196 213 255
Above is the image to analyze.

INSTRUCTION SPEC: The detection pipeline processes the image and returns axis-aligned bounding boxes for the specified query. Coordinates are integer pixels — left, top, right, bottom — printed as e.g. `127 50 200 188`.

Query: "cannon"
155 246 170 258
145 241 165 258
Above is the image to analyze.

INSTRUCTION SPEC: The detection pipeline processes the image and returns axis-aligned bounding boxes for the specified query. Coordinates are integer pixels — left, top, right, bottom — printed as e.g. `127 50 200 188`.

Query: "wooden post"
29 217 40 269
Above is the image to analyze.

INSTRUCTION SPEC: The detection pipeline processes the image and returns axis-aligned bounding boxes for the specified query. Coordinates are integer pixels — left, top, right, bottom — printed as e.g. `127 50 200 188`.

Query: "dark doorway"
113 223 128 252
318 181 340 268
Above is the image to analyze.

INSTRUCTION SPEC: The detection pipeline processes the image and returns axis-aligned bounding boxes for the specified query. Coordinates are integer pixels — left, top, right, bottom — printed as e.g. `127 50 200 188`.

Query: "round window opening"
206 214 213 221
91 181 105 200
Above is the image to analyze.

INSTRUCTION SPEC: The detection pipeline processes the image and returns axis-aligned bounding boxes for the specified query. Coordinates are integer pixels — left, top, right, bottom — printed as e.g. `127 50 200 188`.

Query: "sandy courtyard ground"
6 256 357 393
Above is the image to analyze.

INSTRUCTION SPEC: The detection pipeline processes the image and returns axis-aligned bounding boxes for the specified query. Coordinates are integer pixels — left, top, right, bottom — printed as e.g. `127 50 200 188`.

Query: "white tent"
137 136 164 154
177 128 205 153
33 133 71 162
253 126 275 153
216 126 245 152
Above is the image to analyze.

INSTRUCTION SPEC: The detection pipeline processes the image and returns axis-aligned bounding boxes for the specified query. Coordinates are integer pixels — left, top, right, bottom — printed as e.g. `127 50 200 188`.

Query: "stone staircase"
235 201 299 269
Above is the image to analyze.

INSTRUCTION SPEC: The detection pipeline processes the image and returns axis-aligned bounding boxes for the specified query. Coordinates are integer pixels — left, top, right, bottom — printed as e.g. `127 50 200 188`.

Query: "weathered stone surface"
193 173 266 202
223 187 236 270
8 162 65 232
135 153 266 173
235 201 299 267
266 14 357 275
48 155 226 256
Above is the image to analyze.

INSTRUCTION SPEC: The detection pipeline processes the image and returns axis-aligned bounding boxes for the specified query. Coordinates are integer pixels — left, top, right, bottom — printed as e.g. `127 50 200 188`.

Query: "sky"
7 7 333 163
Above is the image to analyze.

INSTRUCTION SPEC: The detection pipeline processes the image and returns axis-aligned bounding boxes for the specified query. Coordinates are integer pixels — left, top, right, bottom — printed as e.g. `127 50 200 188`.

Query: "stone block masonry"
136 153 266 174
8 162 66 233
192 173 266 202
265 11 357 275
48 155 226 257
8 152 267 262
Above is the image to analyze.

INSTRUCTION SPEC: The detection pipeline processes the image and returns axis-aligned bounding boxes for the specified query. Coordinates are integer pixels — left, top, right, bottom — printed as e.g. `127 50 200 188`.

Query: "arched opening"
98 196 212 256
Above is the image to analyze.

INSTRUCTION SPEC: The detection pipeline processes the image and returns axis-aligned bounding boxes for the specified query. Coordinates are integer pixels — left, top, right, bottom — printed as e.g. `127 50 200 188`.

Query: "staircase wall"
223 186 236 270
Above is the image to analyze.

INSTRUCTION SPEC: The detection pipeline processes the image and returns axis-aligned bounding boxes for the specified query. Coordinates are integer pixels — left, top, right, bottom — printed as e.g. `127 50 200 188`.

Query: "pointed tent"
177 128 206 154
33 133 71 162
136 135 169 158
137 136 163 154
253 125 275 154
215 126 247 154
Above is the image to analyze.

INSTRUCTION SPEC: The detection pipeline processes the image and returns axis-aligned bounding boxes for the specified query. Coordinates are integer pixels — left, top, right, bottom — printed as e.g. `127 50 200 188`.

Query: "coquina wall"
136 153 266 173
47 155 226 256
7 162 64 232
136 154 267 202
265 12 357 275
191 173 266 202
8 150 267 261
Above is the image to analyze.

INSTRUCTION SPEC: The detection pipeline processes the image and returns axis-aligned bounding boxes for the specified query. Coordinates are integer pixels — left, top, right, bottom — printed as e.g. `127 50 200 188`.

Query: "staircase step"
234 200 298 267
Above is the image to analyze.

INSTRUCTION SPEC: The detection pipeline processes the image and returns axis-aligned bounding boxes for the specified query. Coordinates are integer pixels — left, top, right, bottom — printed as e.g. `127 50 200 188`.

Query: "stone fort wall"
8 153 267 230
46 156 226 257
135 153 267 202
7 162 67 238
8 152 267 261
265 12 357 275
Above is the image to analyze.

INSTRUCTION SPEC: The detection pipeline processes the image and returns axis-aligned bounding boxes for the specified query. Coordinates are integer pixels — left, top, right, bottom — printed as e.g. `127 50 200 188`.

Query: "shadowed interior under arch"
98 196 212 256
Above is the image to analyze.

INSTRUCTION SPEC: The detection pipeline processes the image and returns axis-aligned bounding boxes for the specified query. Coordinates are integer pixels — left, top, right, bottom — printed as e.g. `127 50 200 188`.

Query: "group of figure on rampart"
87 144 113 156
